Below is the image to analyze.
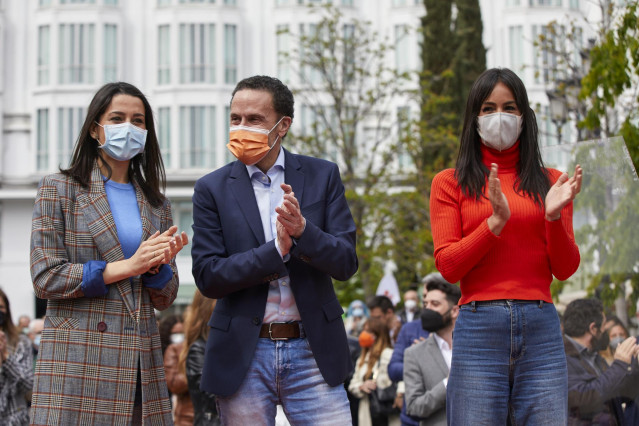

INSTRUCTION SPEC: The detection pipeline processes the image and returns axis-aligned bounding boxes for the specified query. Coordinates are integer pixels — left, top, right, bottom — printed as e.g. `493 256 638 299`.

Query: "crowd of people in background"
0 69 635 425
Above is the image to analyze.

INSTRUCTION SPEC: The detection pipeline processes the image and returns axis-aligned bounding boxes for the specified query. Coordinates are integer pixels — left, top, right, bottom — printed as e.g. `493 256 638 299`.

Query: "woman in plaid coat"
30 82 188 425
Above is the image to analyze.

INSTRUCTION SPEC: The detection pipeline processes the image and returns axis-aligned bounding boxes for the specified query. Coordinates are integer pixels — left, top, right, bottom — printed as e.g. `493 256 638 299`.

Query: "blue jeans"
447 300 567 425
216 333 352 425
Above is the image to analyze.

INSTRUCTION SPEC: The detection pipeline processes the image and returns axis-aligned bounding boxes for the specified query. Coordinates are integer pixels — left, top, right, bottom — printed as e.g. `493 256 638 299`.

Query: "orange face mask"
358 330 376 348
227 117 284 166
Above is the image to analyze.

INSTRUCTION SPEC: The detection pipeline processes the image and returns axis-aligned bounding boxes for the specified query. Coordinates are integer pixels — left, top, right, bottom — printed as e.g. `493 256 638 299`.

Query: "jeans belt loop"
539 300 544 309
471 301 477 312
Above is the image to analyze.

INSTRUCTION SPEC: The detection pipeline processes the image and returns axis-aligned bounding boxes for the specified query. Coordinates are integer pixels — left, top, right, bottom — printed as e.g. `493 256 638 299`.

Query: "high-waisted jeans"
447 300 567 425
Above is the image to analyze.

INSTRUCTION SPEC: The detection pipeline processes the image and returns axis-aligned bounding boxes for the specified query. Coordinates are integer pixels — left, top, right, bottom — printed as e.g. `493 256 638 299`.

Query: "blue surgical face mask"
95 122 148 161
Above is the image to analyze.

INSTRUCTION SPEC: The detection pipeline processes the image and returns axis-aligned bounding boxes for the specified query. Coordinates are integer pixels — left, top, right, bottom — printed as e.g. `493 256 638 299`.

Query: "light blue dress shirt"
246 148 301 323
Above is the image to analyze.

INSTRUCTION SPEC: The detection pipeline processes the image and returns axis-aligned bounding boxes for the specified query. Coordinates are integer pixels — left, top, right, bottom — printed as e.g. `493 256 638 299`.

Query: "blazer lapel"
229 161 266 245
284 149 304 207
426 334 450 378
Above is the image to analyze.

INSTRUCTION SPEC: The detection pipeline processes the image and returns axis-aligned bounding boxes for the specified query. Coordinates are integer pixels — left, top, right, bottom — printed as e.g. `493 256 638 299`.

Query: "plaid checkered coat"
29 164 178 425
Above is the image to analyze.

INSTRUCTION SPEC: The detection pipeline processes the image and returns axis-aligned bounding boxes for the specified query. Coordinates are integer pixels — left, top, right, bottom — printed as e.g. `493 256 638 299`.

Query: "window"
57 107 85 168
158 0 172 5
508 26 523 75
38 26 50 85
529 0 561 5
395 25 410 74
104 24 117 82
180 106 215 168
36 109 50 171
158 107 172 167
104 0 118 4
569 0 579 9
179 23 215 84
276 24 290 83
59 23 95 84
39 0 52 7
343 23 355 83
397 107 413 169
158 25 171 85
60 0 96 3
179 0 215 3
224 105 234 163
533 25 561 84
224 24 237 84
224 0 236 4
173 202 194 257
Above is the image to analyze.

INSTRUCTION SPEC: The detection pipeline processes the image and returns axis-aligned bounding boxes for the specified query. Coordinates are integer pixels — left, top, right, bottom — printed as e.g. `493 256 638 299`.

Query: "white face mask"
404 299 417 311
477 112 523 151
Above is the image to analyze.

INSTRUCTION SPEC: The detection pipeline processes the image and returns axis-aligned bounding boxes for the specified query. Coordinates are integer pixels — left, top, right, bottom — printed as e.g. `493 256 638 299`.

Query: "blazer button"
97 321 108 332
252 317 261 326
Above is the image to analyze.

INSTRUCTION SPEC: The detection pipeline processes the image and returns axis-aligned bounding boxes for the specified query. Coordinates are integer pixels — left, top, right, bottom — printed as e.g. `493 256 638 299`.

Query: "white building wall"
0 0 595 322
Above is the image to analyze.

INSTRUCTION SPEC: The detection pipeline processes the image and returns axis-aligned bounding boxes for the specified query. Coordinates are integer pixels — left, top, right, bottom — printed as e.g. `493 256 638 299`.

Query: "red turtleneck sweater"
430 142 580 305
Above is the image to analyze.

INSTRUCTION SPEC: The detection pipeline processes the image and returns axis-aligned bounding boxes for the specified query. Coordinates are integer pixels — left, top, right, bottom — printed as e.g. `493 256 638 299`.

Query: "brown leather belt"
259 322 303 340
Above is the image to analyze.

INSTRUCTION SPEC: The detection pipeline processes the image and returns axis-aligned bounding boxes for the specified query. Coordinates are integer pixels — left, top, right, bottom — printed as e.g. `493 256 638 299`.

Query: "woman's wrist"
487 215 506 236
545 212 561 221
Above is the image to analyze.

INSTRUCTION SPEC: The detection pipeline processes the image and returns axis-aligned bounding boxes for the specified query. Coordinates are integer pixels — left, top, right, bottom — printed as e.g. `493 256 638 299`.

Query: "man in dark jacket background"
563 298 639 425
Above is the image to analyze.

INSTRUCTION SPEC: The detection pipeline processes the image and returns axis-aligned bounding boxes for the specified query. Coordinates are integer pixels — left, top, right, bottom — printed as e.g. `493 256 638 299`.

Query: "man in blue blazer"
191 75 358 424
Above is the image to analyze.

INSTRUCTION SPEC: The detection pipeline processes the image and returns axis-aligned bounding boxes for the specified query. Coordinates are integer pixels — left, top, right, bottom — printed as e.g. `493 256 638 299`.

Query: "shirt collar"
433 332 451 351
246 146 285 178
565 334 593 357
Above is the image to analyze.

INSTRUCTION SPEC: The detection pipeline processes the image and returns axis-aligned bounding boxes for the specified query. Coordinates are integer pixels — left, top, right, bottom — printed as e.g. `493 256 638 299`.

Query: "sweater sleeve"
545 171 580 280
430 170 500 283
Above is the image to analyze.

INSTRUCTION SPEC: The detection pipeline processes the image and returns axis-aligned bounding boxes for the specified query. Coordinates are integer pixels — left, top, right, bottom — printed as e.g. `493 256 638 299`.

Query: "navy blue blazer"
191 149 358 397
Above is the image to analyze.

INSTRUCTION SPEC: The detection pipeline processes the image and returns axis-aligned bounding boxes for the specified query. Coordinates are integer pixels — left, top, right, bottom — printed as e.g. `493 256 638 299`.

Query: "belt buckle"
268 321 289 341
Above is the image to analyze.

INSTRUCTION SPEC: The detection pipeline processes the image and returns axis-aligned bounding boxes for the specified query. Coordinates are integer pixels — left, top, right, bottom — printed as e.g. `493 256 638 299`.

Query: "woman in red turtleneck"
430 68 582 426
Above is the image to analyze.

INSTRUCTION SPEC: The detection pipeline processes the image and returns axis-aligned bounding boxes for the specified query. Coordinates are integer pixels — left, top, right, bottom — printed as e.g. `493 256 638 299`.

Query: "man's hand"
276 220 293 257
275 183 306 239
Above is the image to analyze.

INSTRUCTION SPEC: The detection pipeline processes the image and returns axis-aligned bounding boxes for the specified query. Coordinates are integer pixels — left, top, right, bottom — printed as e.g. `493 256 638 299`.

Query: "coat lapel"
426 334 450 378
77 164 137 319
284 149 304 207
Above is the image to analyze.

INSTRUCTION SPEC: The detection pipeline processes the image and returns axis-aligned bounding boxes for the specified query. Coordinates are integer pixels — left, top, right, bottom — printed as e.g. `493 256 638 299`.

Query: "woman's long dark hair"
61 82 166 207
0 288 19 349
455 68 550 206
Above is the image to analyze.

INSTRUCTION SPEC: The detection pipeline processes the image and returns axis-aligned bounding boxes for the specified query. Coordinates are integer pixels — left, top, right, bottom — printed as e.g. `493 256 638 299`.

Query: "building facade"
0 0 593 320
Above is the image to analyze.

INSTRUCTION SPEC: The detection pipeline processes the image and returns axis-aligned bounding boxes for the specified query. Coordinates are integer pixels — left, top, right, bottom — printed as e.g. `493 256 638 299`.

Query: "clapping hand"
275 183 305 256
545 165 583 221
129 226 189 276
486 163 510 236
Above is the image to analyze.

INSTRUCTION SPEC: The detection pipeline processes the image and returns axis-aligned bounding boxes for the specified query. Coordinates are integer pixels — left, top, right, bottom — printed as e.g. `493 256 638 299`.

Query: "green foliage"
278 3 413 303
581 1 639 171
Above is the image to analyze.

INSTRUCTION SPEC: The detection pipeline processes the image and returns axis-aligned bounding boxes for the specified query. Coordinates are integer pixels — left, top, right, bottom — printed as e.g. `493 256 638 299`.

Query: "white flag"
376 272 400 306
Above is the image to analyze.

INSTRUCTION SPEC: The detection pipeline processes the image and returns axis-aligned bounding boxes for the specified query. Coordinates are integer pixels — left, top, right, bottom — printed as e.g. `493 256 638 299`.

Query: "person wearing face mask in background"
388 273 451 426
403 280 460 426
599 315 631 365
398 288 420 325
348 318 399 426
0 288 34 425
191 75 357 424
430 68 583 425
30 82 190 425
562 298 639 425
